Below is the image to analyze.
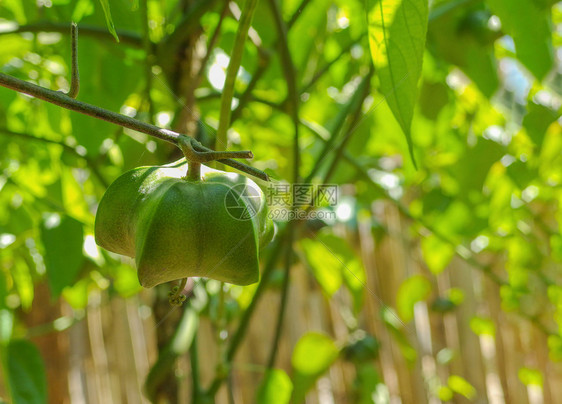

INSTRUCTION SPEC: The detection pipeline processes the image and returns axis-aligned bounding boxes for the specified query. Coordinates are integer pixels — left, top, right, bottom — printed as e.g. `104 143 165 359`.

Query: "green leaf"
518 367 543 387
41 213 85 296
292 332 339 402
452 138 504 196
62 277 92 309
470 316 496 336
427 9 499 97
11 256 34 310
396 275 431 321
97 0 120 42
342 331 380 364
72 0 95 22
299 233 366 312
300 237 342 296
6 339 47 404
421 234 455 274
547 335 562 361
523 102 559 150
257 369 293 404
487 0 553 80
0 309 13 344
448 375 476 400
355 364 382 404
367 0 429 166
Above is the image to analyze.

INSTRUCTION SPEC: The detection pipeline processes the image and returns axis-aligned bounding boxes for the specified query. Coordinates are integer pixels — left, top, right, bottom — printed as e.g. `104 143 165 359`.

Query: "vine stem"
0 22 143 47
266 224 294 368
215 0 259 153
140 0 155 124
67 23 79 99
205 233 286 396
0 72 269 181
264 0 300 370
190 333 201 403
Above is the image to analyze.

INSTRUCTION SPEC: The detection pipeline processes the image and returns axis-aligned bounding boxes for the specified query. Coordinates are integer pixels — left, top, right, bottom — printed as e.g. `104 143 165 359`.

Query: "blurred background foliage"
0 0 562 403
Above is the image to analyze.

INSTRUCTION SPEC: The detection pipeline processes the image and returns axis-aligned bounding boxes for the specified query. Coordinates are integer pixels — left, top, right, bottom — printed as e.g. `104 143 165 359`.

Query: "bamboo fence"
19 201 562 404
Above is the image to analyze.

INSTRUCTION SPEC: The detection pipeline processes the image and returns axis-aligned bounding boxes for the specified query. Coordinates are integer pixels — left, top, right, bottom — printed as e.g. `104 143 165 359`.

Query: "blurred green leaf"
470 316 496 336
518 367 543 387
396 275 431 321
342 330 380 364
523 102 559 150
11 255 34 310
452 138 504 196
438 385 454 401
300 237 342 296
381 306 417 362
419 80 449 120
112 264 143 298
257 369 293 404
448 375 476 400
0 309 13 344
428 8 499 97
487 0 554 80
367 0 429 165
41 213 85 296
292 332 339 402
6 339 47 404
421 234 455 274
547 335 562 361
97 0 120 42
300 232 365 312
354 363 381 404
62 277 92 309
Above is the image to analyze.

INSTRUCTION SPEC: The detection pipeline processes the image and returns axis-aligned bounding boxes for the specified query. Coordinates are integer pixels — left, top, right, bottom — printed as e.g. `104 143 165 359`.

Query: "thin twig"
267 0 300 182
66 23 80 99
266 224 294 368
215 0 259 153
230 59 269 122
159 0 219 69
0 127 108 187
196 2 229 83
264 0 300 370
0 21 143 47
320 69 374 184
300 33 366 94
304 74 371 183
230 0 313 123
180 136 253 163
190 331 201 403
140 0 155 124
0 73 269 181
287 0 313 28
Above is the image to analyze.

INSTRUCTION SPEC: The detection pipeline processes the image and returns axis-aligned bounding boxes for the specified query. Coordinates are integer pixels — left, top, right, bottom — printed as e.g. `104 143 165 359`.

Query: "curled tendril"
168 278 188 307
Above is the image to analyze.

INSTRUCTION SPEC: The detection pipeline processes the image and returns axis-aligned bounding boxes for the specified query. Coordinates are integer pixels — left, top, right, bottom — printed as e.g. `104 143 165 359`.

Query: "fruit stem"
187 162 201 181
168 278 188 306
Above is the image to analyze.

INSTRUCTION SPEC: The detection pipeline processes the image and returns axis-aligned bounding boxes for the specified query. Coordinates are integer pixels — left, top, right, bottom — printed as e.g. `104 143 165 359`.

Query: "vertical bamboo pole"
86 291 114 404
449 259 488 400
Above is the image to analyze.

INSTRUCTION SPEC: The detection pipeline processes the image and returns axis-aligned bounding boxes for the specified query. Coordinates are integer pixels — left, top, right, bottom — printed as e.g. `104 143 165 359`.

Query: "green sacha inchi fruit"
94 159 274 288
